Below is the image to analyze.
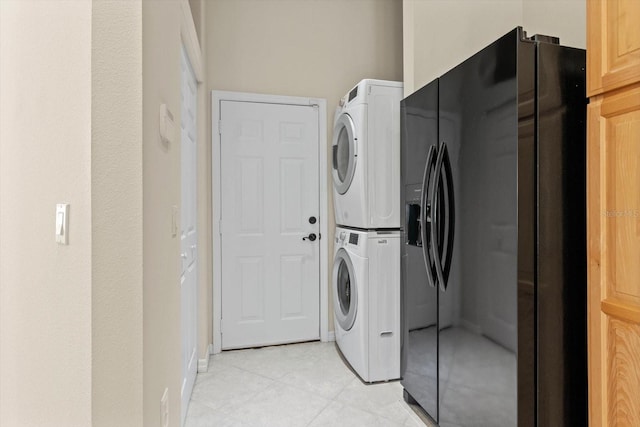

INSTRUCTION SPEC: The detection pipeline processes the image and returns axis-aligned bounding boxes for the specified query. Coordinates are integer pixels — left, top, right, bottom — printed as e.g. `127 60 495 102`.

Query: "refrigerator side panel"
536 43 588 426
516 37 537 427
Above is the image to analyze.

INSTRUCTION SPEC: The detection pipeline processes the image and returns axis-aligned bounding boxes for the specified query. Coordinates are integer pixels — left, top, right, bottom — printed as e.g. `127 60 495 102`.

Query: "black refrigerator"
400 28 587 426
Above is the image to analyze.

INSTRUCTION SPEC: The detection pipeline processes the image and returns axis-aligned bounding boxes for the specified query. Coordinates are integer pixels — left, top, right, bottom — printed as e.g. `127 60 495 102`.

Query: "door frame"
179 0 203 422
211 91 329 354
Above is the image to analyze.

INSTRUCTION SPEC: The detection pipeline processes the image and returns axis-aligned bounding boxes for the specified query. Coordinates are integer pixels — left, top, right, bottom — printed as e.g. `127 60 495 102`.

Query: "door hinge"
218 219 222 235
218 119 222 135
220 318 223 334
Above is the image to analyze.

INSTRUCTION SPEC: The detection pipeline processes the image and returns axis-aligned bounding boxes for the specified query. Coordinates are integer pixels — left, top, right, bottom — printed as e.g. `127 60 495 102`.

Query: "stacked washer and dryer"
331 79 403 383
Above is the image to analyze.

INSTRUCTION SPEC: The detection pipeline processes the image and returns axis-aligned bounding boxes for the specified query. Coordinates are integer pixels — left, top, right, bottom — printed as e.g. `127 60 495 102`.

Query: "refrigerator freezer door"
400 79 440 423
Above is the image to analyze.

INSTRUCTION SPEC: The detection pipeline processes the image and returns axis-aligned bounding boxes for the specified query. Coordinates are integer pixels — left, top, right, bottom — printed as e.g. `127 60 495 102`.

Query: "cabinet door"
588 84 640 427
587 0 640 96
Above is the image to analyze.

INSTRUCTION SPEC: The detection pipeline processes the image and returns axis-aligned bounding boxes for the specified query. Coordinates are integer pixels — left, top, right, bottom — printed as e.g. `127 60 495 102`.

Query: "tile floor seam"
303 395 335 427
329 375 359 403
211 357 294 383
270 371 353 402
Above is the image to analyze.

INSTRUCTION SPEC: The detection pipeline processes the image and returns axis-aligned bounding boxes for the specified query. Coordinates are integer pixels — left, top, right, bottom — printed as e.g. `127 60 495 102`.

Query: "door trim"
180 0 203 82
211 90 328 354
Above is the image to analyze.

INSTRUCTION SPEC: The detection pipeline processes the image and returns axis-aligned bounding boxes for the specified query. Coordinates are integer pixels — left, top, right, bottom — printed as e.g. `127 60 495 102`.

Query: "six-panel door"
220 100 320 350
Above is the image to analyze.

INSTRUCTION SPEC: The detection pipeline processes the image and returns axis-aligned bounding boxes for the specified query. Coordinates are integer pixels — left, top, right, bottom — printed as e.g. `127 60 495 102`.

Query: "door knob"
303 233 317 242
309 216 317 224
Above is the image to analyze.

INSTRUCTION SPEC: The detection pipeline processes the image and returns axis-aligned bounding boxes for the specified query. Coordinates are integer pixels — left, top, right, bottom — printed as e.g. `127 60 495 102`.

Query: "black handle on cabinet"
309 216 317 224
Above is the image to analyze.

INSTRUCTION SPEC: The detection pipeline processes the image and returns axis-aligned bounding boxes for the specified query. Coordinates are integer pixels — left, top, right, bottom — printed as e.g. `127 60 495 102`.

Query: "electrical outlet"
160 388 169 427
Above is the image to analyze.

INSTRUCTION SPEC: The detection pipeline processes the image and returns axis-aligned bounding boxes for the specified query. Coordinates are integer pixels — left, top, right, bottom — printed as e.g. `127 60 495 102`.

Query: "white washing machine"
333 226 400 382
332 79 403 229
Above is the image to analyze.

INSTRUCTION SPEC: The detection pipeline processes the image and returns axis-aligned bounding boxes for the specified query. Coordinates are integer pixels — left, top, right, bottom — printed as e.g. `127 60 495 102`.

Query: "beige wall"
522 0 586 49
91 0 144 425
0 2 93 425
404 0 586 96
142 1 185 426
206 0 403 336
2 0 187 425
404 0 523 95
189 0 204 42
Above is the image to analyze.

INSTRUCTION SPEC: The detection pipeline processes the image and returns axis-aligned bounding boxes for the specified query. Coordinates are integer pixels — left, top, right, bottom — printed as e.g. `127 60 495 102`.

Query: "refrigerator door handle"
421 145 437 288
441 142 455 289
430 142 455 292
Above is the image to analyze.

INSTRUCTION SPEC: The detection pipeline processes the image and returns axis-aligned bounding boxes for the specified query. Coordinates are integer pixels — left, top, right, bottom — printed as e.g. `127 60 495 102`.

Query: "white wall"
0 1 92 425
206 0 403 336
404 0 586 96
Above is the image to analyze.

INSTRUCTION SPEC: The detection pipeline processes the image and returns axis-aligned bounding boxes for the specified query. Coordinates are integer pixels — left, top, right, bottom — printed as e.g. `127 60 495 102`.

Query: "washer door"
333 248 358 331
331 113 357 195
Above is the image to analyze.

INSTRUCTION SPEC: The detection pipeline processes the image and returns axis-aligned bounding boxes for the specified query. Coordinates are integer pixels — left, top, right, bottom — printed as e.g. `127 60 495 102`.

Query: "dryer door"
332 113 357 195
333 248 358 331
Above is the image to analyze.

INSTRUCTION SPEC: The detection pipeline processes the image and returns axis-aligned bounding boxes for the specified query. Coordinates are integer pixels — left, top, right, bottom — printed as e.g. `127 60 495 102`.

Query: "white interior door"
180 46 197 425
220 100 320 350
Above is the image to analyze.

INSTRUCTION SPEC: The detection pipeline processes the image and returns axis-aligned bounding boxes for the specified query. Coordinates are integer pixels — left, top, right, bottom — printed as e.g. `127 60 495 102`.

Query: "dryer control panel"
335 231 360 247
349 233 359 245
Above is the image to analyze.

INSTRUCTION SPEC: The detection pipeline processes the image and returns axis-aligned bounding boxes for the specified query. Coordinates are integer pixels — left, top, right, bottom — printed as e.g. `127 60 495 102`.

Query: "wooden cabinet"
587 0 640 95
588 1 640 426
588 84 640 426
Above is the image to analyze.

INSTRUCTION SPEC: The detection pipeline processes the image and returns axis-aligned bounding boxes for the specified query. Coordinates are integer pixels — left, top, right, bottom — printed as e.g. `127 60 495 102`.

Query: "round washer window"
336 127 351 183
337 258 351 316
332 114 357 195
333 248 357 331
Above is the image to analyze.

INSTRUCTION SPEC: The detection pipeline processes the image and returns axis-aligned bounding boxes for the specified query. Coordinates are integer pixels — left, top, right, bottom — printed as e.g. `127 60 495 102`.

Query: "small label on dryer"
378 239 388 244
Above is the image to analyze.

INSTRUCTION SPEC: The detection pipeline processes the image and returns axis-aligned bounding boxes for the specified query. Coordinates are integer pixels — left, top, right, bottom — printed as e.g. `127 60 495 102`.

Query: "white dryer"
332 79 403 229
333 226 400 382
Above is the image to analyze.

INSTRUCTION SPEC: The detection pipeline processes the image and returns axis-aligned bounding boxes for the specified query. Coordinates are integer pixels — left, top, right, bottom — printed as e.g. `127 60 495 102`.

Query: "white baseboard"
325 331 335 342
197 344 213 373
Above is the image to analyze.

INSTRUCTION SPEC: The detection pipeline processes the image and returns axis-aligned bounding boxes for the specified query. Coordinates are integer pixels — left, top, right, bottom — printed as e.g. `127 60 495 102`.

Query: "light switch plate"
56 203 69 245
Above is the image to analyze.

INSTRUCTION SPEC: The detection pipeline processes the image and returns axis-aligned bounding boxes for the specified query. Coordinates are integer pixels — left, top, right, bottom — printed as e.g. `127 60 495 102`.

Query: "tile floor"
185 341 433 427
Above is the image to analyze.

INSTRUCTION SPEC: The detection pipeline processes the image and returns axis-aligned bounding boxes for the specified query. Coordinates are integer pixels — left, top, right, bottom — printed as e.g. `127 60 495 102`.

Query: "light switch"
56 203 69 245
